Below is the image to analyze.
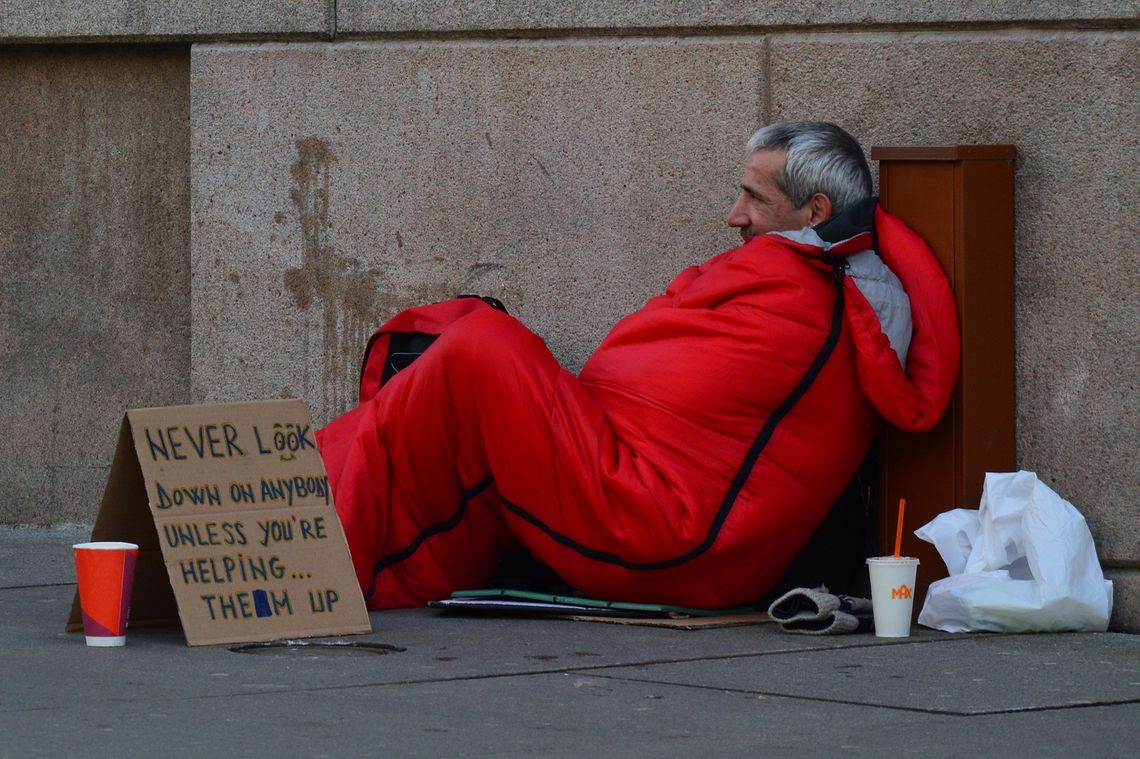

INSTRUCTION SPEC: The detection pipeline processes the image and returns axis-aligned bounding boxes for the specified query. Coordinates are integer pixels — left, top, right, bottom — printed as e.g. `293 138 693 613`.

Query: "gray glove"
767 587 873 635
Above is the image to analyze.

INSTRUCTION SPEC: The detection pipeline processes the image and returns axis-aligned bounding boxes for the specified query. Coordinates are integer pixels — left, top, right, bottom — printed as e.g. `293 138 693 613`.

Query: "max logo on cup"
891 584 913 600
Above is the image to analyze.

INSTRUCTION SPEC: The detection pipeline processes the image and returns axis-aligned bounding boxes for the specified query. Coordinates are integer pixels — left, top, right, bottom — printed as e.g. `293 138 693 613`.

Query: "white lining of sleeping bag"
772 228 913 367
846 250 912 368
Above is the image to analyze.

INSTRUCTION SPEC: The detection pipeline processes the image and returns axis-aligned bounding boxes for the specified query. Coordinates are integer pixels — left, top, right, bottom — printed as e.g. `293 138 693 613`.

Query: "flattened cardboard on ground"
68 399 371 646
430 591 770 629
566 612 769 629
430 599 768 629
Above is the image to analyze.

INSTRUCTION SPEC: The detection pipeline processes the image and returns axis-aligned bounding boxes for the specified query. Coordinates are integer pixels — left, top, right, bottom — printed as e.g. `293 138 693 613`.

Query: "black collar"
813 196 878 245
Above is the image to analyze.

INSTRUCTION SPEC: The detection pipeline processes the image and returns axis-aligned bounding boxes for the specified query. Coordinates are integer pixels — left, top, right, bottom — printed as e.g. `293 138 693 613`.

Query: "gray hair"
746 121 872 214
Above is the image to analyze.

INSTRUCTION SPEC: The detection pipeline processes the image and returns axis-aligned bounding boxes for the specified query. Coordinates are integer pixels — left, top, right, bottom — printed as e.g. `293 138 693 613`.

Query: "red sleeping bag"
317 204 959 609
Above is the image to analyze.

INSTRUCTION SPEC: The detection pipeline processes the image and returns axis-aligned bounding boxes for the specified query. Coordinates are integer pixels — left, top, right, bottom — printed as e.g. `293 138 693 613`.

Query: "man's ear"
806 193 833 226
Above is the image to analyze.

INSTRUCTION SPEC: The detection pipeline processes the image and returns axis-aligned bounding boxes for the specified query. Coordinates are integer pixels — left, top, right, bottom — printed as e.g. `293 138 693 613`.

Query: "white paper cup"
866 556 919 638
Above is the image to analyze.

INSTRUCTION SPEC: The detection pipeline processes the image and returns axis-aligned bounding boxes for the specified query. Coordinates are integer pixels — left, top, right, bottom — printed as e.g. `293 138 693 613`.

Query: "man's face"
727 149 814 242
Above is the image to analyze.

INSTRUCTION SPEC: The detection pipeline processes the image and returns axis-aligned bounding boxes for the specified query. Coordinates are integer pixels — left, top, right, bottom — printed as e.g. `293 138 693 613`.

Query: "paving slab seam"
0 666 618 708
573 673 1140 718
9 665 1126 721
218 629 980 687
1 706 77 716
0 582 76 590
0 645 957 711
0 636 983 711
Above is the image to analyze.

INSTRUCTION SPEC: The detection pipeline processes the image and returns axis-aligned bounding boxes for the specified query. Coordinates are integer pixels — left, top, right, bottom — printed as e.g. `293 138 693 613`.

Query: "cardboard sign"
68 400 371 646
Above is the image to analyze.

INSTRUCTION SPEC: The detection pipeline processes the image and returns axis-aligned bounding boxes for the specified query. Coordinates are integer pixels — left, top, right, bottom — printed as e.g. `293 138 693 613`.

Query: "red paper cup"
73 541 139 647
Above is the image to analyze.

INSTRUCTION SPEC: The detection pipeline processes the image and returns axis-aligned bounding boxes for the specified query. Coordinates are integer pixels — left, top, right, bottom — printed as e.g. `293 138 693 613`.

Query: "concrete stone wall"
189 39 762 418
0 46 191 523
2 4 1137 628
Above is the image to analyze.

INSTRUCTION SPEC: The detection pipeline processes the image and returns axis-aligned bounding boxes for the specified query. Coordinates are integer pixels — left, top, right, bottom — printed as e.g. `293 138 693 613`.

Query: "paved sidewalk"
2 527 1137 758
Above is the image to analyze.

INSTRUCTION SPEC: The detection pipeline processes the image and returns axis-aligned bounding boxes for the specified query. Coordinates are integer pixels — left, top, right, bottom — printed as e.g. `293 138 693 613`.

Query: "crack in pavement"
577 671 1140 717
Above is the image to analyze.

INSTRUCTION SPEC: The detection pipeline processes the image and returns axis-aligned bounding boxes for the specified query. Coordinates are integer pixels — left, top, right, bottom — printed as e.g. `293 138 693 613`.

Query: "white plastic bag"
915 471 1113 633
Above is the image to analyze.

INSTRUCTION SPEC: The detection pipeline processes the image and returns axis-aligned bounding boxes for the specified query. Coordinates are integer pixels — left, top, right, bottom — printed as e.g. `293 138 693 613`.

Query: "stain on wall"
283 137 385 416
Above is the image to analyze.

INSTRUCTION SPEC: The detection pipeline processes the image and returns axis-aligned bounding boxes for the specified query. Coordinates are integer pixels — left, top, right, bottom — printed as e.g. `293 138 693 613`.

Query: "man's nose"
727 198 749 228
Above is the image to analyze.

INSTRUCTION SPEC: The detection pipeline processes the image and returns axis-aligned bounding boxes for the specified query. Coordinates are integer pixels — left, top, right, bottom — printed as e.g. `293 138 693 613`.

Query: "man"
318 122 959 610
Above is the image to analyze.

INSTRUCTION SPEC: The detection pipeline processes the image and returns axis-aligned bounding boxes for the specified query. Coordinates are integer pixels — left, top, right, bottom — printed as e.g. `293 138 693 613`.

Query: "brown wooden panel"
878 161 957 276
880 407 958 607
877 160 960 611
874 146 1016 619
872 145 1016 161
956 159 1017 505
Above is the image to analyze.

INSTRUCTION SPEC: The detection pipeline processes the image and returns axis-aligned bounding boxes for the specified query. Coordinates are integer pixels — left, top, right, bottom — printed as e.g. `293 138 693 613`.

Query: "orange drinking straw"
893 498 907 558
